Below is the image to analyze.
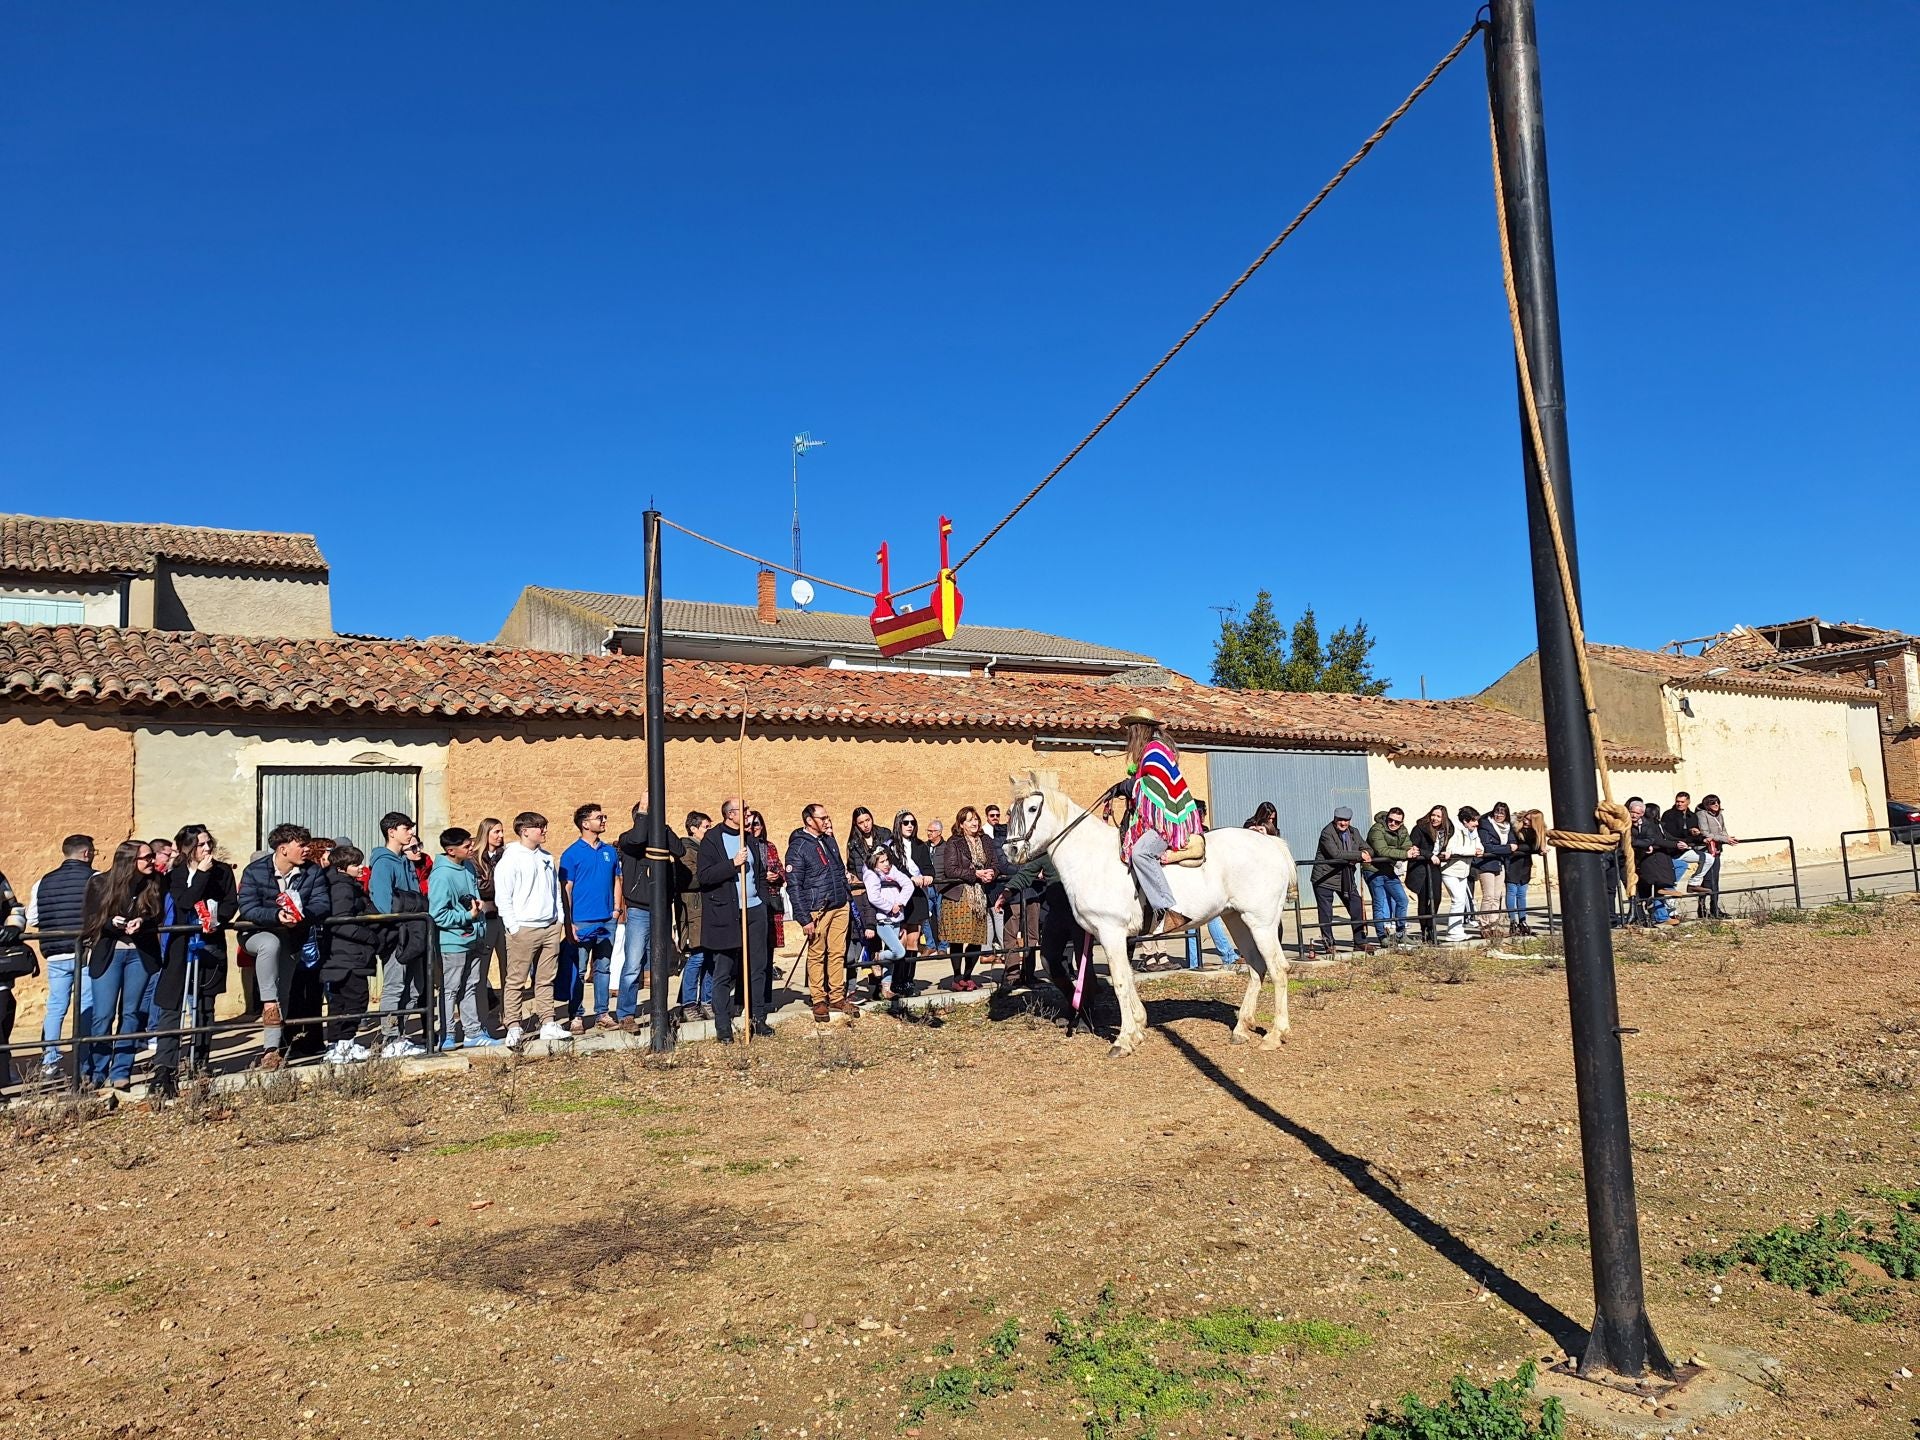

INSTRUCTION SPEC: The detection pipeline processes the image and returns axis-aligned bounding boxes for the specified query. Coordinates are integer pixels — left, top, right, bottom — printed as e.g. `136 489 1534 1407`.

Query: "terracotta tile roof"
524 586 1157 667
0 514 327 577
1591 643 1874 702
1697 626 1780 665
0 623 1671 765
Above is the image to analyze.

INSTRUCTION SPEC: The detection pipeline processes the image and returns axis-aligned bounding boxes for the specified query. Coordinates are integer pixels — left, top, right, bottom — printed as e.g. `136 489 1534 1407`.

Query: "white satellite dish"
789 578 815 607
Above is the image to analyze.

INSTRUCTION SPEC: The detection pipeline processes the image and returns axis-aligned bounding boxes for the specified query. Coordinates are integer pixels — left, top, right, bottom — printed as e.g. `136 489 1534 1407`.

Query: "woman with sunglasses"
79 840 165 1088
152 825 239 1091
891 811 935 1000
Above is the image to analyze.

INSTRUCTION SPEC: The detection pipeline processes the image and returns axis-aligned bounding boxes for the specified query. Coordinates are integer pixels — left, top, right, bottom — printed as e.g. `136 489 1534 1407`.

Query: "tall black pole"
1485 0 1671 1379
643 509 676 1053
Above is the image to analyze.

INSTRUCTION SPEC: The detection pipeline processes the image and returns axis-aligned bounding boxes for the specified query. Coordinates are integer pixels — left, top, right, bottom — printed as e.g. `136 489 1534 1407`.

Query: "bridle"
1006 787 1104 865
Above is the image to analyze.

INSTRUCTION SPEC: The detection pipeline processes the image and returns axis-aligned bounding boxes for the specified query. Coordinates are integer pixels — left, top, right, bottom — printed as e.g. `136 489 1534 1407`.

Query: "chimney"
756 568 778 624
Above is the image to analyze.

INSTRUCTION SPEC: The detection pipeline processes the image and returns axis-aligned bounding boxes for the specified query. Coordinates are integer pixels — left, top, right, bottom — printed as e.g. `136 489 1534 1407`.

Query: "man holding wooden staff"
694 797 772 1043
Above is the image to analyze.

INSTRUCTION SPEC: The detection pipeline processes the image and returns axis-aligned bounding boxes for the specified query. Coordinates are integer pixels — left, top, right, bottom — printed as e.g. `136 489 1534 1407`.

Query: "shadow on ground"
1151 1001 1589 1356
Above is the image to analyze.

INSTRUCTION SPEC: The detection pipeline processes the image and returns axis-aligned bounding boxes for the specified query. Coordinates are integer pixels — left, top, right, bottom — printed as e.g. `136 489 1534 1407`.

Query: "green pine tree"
1209 595 1389 695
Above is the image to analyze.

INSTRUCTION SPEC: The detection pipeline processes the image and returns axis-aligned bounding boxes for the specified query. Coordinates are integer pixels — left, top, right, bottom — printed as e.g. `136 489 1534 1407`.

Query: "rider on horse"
1101 704 1203 936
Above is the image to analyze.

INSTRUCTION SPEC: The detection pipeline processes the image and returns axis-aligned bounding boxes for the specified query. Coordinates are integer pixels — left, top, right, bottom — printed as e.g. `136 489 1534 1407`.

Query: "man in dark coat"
784 804 854 1022
696 798 772 1043
1309 807 1373 956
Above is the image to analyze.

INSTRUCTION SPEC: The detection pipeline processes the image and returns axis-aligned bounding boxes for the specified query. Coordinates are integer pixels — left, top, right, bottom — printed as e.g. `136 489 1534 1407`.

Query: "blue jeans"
678 948 711 1009
134 968 161 1034
616 908 652 1020
1505 881 1529 930
1366 872 1409 941
563 932 615 1019
926 890 943 950
86 945 147 1085
874 923 907 961
40 955 92 1071
1186 918 1241 968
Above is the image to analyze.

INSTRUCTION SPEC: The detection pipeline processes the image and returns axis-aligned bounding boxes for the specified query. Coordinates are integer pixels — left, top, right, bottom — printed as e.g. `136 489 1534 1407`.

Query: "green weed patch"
431 1129 559 1156
1685 1205 1920 1318
1363 1362 1564 1439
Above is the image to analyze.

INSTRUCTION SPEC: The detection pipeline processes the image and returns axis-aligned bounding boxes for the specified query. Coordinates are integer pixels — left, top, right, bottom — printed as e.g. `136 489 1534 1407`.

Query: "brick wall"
0 709 136 883
445 722 1209 846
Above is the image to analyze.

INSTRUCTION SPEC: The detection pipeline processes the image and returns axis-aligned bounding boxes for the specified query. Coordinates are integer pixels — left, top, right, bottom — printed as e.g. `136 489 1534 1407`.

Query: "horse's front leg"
1099 924 1145 1058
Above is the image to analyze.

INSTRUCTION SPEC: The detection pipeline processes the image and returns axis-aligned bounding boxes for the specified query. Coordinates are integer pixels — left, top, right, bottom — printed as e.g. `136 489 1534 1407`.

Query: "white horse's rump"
1004 771 1297 1058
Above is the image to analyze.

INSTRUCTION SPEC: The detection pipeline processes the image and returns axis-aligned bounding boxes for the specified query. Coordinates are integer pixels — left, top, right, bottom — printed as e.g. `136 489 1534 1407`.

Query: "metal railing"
1840 827 1920 901
2 911 444 1097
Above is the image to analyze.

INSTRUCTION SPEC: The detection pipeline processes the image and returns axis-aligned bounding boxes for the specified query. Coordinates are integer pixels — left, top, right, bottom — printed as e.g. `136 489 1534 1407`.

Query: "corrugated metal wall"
258 767 420 852
1204 750 1371 865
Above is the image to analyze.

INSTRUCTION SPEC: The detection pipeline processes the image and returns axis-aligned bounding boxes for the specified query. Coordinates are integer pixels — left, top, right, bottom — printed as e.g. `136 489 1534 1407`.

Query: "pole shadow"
1152 1006 1589 1356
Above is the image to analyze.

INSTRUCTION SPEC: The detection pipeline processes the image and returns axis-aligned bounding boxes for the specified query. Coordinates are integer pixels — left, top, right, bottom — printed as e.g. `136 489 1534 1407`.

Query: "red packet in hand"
276 891 304 926
195 900 216 933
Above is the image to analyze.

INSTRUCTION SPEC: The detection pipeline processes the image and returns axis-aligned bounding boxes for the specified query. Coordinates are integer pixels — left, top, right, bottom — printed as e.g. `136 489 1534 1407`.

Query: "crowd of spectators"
1290 789 1739 954
0 786 1747 1095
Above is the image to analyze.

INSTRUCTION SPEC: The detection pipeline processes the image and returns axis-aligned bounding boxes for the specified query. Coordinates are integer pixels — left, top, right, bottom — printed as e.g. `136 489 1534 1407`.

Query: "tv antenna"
791 431 826 588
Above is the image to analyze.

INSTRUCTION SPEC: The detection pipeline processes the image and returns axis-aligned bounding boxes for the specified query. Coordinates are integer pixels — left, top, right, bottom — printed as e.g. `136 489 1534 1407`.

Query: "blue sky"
3 2 1914 697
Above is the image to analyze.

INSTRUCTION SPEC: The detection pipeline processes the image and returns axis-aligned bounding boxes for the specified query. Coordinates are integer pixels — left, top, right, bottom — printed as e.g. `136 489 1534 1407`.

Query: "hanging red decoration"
869 516 964 657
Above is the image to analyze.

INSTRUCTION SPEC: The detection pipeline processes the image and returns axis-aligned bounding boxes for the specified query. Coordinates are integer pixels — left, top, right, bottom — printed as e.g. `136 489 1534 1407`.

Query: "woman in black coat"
1631 801 1685 924
695 806 772 1042
1405 805 1451 945
152 824 240 1088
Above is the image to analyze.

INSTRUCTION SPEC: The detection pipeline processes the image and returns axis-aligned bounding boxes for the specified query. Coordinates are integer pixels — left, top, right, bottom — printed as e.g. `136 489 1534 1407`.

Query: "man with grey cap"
1309 805 1373 956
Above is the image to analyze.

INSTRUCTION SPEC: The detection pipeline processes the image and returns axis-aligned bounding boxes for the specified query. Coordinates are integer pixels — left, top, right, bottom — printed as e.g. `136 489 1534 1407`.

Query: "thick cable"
658 517 876 599
886 19 1488 600
1486 91 1635 894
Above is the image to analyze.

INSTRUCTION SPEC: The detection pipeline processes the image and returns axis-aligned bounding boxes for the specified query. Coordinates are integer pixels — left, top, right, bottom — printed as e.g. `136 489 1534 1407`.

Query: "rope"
886 19 1488 601
1485 90 1636 897
657 517 877 599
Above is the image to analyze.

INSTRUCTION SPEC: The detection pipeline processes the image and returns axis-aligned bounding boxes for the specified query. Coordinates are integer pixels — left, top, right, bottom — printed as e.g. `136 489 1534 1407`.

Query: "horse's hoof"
1106 1043 1130 1060
1228 1030 1250 1047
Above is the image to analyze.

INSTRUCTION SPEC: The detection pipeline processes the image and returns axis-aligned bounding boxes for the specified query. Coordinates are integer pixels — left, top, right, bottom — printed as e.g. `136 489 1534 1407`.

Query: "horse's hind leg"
1248 917 1291 1049
1223 912 1264 1045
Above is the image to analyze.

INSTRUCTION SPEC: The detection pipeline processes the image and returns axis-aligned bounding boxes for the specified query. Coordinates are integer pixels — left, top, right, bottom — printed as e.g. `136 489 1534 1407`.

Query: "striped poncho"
1123 738 1202 862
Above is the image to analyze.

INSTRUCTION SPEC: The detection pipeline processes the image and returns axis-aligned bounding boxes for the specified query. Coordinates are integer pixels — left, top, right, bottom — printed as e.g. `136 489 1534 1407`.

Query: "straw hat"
1117 704 1163 728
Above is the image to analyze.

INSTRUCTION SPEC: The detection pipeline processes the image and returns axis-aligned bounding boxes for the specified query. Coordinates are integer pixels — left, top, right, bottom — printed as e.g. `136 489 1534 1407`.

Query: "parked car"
1890 800 1920 844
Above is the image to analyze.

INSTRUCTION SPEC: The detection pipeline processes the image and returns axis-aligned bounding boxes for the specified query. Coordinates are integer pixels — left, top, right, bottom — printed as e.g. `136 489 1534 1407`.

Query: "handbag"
0 942 37 979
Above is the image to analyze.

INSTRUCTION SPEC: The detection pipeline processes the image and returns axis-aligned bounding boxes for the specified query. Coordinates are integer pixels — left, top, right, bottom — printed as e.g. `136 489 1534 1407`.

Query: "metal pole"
644 510 676 1053
1486 0 1671 1379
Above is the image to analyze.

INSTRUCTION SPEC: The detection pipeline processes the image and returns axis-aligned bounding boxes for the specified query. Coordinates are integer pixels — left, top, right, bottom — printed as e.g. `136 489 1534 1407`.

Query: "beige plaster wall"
1478 653 1671 754
1668 688 1884 865
133 724 450 856
155 566 332 637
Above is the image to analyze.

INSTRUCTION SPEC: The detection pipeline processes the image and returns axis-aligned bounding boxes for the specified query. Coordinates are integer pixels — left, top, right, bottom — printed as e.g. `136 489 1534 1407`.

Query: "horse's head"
1003 769 1064 863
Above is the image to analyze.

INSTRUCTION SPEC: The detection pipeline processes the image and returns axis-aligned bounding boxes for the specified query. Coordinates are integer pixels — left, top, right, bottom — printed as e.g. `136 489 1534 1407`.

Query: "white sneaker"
324 1040 355 1065
344 1041 372 1063
537 1022 570 1042
381 1038 426 1059
504 1024 524 1048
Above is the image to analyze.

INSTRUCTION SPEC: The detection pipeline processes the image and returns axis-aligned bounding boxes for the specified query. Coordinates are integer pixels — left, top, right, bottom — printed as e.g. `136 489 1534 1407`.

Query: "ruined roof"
0 623 1670 765
522 586 1157 667
0 514 328 577
1591 643 1875 702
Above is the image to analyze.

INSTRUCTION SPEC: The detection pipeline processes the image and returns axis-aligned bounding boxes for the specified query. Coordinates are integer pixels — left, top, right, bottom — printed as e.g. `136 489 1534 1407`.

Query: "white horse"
1003 770 1298 1058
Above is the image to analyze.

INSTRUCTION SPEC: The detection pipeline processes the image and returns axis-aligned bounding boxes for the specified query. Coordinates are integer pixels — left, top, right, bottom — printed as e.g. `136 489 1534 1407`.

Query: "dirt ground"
4 901 1919 1440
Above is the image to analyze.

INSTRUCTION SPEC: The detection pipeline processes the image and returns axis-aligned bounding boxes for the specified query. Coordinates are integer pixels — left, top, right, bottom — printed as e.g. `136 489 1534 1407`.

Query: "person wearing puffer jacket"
1438 805 1483 943
862 848 915 996
1363 808 1414 947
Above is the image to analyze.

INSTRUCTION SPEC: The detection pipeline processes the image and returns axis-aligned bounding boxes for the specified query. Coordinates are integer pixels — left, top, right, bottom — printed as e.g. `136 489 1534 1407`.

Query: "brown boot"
834 998 860 1019
1154 911 1191 937
811 1002 830 1023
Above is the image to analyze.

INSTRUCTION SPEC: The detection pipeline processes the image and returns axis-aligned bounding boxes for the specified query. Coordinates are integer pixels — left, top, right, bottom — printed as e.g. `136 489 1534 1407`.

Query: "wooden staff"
736 708 751 1045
